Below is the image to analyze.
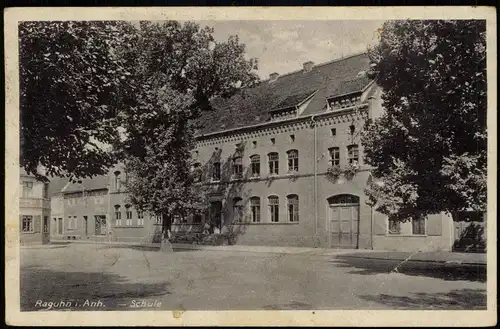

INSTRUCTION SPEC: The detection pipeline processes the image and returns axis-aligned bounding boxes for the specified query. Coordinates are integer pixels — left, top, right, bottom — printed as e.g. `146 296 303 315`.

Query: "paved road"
20 244 487 311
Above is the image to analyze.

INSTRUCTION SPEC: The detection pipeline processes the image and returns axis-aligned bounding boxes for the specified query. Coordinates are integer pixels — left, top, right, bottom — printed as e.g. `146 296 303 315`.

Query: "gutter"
311 114 318 244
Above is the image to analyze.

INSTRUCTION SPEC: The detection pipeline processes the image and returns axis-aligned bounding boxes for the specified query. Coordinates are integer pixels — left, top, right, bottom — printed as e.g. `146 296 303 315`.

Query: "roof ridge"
261 51 368 82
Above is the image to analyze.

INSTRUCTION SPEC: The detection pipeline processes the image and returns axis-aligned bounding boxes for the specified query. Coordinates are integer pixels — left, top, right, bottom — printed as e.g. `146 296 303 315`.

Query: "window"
67 216 78 230
331 128 337 137
388 218 401 234
193 214 202 224
22 181 33 198
268 196 279 222
155 215 163 225
347 145 359 165
232 156 243 178
268 153 279 175
287 195 299 222
137 211 144 226
287 150 299 172
250 155 261 177
43 216 49 233
290 134 295 143
412 216 426 235
43 183 49 199
212 162 221 181
233 197 243 222
125 205 133 226
252 141 257 148
22 215 34 232
329 147 340 166
115 205 122 226
250 197 261 223
114 171 121 190
270 138 275 145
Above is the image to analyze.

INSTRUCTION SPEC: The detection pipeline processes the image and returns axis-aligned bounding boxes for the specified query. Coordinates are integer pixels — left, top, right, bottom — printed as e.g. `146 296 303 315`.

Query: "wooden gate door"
330 204 359 248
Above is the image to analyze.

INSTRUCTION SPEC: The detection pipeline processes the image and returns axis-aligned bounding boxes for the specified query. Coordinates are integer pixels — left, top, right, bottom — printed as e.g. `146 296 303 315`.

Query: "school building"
44 53 466 251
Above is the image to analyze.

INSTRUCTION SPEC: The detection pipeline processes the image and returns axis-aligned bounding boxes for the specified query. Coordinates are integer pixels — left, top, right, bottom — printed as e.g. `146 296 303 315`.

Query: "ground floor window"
67 216 78 230
388 218 401 234
268 196 279 222
250 197 261 223
125 206 133 226
287 194 299 222
22 215 34 232
412 216 426 235
193 214 202 224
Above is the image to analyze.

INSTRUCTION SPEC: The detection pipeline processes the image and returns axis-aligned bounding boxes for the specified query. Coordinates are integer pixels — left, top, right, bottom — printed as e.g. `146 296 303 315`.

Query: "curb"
335 255 486 268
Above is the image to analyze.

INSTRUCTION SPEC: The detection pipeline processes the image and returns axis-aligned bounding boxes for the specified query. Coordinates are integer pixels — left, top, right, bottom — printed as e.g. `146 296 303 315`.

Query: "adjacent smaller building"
20 169 51 245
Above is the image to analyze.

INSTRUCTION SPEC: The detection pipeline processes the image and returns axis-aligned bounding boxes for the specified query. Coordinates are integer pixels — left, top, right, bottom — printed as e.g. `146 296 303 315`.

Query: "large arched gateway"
327 194 360 248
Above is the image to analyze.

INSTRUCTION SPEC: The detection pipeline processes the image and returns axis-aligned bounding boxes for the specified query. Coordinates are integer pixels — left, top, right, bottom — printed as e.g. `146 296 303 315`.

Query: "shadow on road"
21 266 171 311
360 288 487 310
262 301 313 310
332 256 486 282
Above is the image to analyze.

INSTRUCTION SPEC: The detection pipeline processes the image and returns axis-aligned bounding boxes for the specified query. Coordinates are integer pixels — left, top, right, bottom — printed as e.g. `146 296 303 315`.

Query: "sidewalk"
40 238 486 267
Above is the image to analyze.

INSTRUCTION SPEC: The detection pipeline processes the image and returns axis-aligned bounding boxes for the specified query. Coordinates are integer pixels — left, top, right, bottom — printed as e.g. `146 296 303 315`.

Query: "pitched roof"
196 52 372 136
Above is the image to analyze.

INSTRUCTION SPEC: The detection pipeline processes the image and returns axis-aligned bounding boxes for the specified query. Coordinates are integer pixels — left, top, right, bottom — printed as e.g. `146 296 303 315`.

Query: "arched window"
212 162 221 181
287 150 299 172
327 194 360 205
232 156 243 178
232 197 243 222
250 155 260 177
268 153 279 175
114 204 122 226
125 204 132 225
250 197 261 223
114 171 121 190
268 196 279 222
287 194 299 222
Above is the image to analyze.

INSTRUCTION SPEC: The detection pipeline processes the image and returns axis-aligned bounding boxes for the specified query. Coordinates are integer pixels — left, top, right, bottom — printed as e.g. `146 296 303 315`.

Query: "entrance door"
328 194 360 249
58 218 63 235
210 201 223 230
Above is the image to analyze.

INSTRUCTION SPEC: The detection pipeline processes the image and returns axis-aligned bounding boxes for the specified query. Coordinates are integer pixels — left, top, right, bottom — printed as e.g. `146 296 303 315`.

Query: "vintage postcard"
4 6 497 327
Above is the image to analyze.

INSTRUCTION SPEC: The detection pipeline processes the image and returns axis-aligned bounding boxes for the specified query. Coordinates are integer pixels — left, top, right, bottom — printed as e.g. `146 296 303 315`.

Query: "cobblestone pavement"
20 243 487 311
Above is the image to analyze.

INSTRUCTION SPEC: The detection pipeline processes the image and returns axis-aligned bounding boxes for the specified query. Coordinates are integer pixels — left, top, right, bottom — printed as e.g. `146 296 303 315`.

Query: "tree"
362 20 487 221
19 21 137 182
119 21 259 248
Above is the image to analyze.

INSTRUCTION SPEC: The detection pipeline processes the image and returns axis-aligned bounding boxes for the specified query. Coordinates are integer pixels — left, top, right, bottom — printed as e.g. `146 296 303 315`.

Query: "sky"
199 20 385 79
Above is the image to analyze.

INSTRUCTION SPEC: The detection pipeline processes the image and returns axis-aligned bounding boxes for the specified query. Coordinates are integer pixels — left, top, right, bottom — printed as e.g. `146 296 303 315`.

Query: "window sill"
21 231 36 234
114 225 145 228
285 171 299 176
385 234 428 237
249 175 261 180
233 221 299 225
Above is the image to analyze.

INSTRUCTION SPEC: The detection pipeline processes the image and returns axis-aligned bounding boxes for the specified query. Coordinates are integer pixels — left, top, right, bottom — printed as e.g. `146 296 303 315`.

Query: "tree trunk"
160 213 173 252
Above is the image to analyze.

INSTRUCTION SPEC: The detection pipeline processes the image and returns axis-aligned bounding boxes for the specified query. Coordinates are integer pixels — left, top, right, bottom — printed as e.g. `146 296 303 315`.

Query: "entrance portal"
328 194 360 248
210 201 223 230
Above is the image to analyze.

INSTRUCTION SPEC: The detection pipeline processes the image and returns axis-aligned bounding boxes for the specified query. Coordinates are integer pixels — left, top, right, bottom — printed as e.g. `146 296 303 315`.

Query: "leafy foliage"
19 21 136 181
118 21 260 237
363 20 487 220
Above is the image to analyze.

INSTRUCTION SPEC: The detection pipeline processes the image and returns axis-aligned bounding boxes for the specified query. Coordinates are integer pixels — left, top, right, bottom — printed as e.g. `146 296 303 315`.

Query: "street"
21 243 487 311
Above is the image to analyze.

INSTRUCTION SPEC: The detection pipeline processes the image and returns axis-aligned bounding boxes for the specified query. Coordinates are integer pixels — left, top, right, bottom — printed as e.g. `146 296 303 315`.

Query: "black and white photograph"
5 6 496 327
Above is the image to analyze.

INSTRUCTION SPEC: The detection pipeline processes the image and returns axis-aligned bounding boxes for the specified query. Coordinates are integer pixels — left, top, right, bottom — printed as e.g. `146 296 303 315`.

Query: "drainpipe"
311 115 318 246
107 182 112 242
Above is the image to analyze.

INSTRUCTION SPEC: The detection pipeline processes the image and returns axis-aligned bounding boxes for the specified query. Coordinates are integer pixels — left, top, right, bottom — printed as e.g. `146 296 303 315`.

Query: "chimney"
303 61 314 73
269 72 279 83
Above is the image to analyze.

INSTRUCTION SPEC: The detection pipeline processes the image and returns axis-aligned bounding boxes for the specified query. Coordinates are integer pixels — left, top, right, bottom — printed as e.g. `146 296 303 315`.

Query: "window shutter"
426 214 443 236
19 215 23 232
34 215 41 233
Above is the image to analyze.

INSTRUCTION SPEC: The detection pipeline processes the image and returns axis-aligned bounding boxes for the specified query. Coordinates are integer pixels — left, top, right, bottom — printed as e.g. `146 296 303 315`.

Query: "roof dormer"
269 90 317 121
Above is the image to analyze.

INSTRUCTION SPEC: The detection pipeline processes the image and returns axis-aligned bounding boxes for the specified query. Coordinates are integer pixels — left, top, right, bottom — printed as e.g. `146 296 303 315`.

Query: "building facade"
48 53 456 251
20 169 51 245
